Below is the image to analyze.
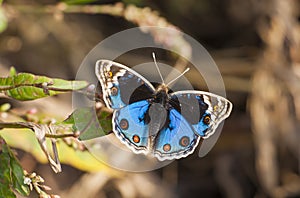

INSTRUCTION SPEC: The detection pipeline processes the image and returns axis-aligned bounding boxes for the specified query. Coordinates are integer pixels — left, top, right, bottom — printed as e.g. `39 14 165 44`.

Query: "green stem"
0 122 29 129
45 133 78 138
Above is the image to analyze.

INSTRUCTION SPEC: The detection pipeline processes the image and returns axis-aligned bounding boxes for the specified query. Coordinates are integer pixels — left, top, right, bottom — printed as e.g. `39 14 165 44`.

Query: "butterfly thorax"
152 84 170 107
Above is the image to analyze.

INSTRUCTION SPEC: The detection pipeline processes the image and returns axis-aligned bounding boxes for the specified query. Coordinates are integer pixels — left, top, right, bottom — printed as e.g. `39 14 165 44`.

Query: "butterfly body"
96 59 232 161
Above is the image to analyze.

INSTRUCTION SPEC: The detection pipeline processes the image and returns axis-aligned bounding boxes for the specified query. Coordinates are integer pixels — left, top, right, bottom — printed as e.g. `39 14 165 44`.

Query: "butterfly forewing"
170 91 232 138
96 60 155 109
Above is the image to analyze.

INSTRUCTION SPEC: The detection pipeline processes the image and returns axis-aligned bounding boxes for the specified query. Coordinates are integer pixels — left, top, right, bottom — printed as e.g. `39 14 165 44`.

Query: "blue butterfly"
95 57 232 161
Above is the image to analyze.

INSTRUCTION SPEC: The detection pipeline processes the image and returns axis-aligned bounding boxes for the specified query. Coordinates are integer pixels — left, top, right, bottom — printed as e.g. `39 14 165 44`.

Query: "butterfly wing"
112 100 151 154
154 108 200 160
95 60 155 109
170 91 233 138
96 60 156 153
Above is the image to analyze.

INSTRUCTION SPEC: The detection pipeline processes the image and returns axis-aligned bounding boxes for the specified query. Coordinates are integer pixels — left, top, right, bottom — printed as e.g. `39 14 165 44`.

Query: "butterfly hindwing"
154 108 200 160
113 100 150 154
96 60 155 109
170 91 233 138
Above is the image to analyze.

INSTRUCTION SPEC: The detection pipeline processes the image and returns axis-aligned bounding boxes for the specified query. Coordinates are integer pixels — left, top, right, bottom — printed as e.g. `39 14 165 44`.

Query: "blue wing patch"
107 83 126 109
154 109 200 160
191 112 211 136
113 100 150 153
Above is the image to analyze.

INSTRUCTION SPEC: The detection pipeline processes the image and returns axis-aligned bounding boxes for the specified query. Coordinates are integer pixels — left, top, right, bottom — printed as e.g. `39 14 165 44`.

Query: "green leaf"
0 71 89 101
0 141 16 198
10 155 30 196
64 107 112 140
0 136 30 197
0 184 16 198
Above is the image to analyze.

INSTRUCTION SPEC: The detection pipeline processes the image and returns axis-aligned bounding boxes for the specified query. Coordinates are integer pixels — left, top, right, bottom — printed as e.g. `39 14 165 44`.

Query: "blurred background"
0 0 300 197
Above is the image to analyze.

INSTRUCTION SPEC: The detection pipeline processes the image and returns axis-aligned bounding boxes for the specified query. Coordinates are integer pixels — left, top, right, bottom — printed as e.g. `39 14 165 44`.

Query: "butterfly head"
152 84 170 105
155 83 169 93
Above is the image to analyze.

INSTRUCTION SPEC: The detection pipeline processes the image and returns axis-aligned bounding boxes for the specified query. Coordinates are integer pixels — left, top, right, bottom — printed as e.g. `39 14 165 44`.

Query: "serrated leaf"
0 136 30 197
64 107 112 140
0 72 88 101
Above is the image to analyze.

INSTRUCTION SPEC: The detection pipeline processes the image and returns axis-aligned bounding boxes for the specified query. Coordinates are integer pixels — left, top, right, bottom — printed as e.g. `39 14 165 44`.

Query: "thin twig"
45 133 78 138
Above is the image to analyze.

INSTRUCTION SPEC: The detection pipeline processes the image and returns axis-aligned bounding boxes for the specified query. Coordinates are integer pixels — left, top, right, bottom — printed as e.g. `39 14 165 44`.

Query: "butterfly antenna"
166 67 190 87
152 52 165 84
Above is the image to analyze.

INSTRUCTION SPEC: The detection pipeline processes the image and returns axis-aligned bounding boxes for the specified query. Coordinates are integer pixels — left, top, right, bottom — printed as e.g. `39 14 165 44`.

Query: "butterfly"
95 55 232 161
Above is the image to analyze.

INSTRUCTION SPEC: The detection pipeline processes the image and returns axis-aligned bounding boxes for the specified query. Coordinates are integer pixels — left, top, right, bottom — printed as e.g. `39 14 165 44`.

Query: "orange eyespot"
132 135 140 143
163 144 171 152
214 105 219 111
203 115 211 125
107 71 113 77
